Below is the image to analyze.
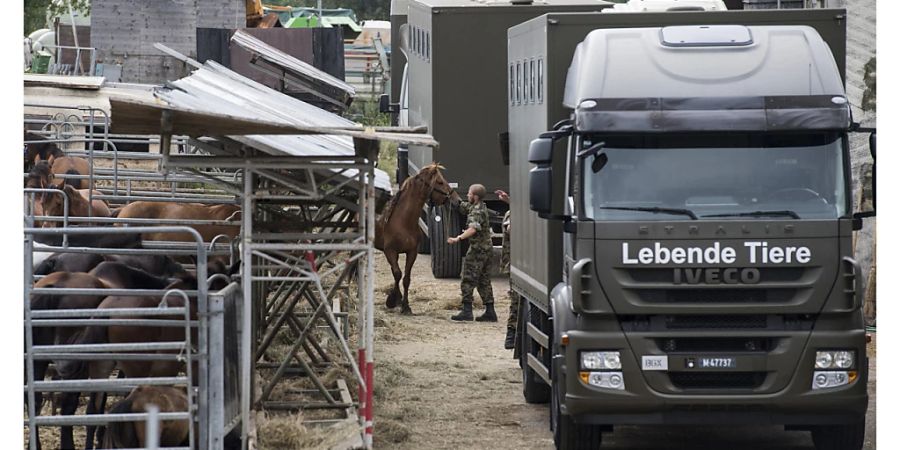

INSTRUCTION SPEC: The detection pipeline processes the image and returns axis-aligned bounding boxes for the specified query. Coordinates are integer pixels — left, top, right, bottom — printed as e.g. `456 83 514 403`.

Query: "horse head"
40 184 66 226
24 131 63 172
25 161 53 189
420 163 460 207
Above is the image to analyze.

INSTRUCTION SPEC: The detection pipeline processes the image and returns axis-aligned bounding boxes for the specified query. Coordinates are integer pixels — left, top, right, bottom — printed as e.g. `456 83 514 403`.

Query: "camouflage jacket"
458 201 492 254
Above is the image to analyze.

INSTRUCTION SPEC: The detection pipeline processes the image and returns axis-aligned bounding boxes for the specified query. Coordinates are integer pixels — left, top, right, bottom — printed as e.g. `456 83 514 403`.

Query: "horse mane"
25 161 52 188
378 163 444 225
24 132 64 166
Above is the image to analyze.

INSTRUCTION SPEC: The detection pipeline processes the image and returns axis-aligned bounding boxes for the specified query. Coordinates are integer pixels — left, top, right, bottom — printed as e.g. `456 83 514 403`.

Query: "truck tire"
521 301 550 404
552 375 602 450
429 204 466 278
418 212 431 254
811 420 865 450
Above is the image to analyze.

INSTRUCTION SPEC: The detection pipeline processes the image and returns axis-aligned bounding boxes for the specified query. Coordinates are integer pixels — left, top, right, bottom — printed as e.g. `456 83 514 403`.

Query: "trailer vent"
660 25 754 47
669 372 767 390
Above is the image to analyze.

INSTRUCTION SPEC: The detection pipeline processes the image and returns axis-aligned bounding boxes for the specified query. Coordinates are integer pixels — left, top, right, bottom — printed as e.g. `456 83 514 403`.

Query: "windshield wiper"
702 210 801 219
596 206 698 220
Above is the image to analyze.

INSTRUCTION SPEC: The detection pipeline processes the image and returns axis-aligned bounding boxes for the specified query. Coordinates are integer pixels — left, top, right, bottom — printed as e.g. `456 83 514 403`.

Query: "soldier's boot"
476 303 498 322
504 327 516 349
451 302 474 321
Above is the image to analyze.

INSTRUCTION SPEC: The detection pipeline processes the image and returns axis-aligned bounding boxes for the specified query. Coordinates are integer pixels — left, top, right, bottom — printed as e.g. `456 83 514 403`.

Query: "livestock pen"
23 59 433 449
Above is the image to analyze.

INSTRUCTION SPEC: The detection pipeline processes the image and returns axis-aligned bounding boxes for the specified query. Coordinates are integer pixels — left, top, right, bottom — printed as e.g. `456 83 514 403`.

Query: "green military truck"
508 9 875 449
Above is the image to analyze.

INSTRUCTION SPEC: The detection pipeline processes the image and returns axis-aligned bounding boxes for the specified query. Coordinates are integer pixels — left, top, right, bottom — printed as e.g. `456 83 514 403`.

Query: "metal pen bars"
24 101 379 448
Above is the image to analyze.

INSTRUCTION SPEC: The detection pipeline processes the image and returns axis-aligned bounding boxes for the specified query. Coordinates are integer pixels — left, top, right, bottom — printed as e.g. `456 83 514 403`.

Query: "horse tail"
105 396 138 448
55 324 107 379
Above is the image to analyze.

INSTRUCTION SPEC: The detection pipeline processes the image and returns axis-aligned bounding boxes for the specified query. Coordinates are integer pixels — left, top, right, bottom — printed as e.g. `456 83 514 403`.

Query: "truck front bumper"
563 329 868 426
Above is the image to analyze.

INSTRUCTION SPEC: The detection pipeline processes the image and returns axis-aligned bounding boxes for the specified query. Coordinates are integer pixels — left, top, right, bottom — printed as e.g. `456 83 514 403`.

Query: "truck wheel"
418 216 431 254
555 408 602 450
429 204 465 278
521 301 550 404
811 420 865 450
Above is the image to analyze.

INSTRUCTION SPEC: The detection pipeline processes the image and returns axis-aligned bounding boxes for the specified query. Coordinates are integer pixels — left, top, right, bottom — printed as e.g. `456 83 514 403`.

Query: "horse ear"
33 153 42 166
47 154 55 166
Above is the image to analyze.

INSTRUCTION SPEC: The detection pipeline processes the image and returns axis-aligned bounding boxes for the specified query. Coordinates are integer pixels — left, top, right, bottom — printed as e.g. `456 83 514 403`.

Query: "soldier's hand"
447 237 457 245
495 190 510 203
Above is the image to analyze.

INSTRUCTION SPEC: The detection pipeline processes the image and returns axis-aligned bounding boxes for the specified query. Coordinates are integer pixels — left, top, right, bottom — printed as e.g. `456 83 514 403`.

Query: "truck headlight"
585 371 625 390
815 350 855 370
812 371 853 390
581 351 621 370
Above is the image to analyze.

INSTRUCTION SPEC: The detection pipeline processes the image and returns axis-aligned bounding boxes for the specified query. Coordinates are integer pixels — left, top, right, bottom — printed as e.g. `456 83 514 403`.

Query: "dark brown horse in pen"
28 272 111 450
374 163 460 314
63 262 235 449
101 386 191 449
25 131 92 190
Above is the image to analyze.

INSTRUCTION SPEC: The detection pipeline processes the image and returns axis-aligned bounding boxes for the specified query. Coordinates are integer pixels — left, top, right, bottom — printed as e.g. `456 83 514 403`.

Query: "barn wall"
91 0 244 84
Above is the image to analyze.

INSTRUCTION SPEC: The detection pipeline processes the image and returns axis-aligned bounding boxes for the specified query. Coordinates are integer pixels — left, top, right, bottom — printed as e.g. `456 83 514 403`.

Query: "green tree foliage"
24 0 51 35
24 0 91 35
265 0 390 20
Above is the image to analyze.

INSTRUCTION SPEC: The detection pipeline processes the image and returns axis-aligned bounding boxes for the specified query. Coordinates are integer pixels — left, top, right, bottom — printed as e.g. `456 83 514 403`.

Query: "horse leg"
59 392 80 450
28 360 50 450
384 250 402 309
85 360 116 449
85 390 110 450
400 250 418 315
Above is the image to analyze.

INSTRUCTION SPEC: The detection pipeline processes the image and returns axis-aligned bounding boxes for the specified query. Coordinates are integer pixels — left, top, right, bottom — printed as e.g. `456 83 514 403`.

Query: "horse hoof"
400 307 413 316
385 292 399 309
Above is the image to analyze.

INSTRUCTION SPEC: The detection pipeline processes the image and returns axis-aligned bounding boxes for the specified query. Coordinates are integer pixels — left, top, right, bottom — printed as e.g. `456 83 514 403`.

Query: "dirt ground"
372 253 877 450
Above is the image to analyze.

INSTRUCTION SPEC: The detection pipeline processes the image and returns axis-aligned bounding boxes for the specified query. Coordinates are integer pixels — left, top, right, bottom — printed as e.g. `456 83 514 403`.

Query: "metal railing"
24 226 209 450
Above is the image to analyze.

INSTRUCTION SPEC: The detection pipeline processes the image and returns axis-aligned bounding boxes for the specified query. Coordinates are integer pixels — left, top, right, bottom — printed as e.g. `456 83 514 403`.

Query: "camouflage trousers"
507 289 519 330
500 210 511 274
461 249 494 305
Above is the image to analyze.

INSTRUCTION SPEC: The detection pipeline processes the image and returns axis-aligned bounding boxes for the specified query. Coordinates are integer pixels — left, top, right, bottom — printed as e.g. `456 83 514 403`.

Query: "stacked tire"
429 204 466 278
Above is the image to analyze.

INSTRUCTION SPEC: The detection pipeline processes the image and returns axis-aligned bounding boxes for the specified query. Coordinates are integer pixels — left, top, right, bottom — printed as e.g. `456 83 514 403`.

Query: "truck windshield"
582 133 848 221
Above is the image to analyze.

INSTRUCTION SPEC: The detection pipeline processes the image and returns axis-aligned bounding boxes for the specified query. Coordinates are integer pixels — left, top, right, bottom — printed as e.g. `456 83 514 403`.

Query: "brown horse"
114 201 240 243
28 272 111 450
101 386 190 449
25 131 92 190
374 163 460 314
67 263 236 449
41 183 111 226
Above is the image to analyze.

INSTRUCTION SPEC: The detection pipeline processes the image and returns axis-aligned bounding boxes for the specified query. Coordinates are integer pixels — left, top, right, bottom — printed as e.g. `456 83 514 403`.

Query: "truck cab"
510 12 874 450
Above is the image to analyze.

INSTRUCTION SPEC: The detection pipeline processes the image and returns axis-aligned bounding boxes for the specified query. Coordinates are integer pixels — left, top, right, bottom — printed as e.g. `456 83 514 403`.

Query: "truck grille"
656 337 775 353
664 314 768 329
669 372 767 390
625 267 807 284
638 288 796 304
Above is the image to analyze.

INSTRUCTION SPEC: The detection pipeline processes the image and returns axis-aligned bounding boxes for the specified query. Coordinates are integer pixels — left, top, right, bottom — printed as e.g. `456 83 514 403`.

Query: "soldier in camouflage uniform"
497 190 517 349
447 184 496 322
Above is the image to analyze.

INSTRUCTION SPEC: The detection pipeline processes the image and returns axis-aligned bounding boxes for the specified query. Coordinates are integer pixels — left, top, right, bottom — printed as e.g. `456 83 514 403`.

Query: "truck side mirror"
379 94 394 114
529 137 554 216
851 130 876 230
528 137 553 164
869 130 876 159
498 132 510 166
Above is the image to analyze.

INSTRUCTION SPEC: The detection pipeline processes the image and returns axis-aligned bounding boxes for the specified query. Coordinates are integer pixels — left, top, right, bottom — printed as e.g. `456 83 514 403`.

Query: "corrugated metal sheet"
230 29 356 98
102 60 397 193
155 60 391 192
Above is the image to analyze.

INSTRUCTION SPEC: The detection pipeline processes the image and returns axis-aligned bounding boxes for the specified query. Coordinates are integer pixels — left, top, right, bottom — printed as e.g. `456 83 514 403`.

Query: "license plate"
698 357 736 369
